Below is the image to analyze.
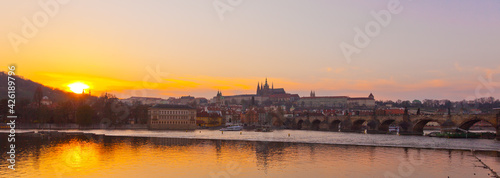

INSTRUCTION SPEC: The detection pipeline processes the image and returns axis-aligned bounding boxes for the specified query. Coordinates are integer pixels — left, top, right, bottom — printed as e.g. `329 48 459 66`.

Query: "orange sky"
1 1 499 100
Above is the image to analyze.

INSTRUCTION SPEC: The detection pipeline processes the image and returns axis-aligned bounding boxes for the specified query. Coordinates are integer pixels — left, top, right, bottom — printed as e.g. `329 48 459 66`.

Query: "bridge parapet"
286 113 499 138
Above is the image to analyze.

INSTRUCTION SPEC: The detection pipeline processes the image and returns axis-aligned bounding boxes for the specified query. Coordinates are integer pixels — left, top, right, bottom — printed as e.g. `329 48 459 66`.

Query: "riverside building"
148 104 197 130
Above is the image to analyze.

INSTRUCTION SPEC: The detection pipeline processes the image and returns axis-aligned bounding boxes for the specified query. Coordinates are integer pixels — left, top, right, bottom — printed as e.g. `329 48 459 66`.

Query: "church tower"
264 78 269 89
257 82 261 95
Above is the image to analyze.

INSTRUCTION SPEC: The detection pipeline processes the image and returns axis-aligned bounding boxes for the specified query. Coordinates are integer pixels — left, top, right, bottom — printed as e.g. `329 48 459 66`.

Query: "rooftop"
300 96 349 99
151 104 195 109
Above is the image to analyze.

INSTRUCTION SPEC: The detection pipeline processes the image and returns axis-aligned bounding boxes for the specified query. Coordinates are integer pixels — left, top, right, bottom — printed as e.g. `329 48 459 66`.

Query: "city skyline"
1 0 499 101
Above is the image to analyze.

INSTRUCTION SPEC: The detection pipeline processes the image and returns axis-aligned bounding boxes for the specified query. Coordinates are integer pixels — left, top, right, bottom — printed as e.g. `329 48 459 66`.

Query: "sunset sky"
1 0 499 101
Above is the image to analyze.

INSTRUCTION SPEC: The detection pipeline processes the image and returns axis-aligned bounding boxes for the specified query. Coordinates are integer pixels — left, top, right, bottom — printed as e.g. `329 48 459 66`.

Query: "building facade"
196 111 223 127
213 78 298 105
297 96 349 108
148 104 197 130
347 93 375 108
297 93 375 109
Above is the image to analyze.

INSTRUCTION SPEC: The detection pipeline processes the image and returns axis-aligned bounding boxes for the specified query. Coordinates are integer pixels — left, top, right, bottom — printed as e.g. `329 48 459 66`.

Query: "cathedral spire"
257 82 260 95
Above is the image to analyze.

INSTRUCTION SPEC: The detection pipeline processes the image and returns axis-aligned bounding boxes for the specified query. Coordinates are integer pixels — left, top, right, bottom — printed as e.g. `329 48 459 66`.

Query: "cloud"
454 62 463 72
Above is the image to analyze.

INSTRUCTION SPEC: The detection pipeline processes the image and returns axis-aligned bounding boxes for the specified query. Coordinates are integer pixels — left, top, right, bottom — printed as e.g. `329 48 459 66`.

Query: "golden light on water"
68 82 90 94
37 139 100 177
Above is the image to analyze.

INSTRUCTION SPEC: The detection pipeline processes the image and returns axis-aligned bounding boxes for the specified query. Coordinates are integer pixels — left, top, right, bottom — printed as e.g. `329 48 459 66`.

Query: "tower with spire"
215 90 224 105
255 78 286 96
256 82 261 95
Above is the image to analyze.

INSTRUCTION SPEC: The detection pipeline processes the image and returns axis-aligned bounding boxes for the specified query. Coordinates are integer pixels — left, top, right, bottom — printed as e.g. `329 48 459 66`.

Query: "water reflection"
0 134 499 178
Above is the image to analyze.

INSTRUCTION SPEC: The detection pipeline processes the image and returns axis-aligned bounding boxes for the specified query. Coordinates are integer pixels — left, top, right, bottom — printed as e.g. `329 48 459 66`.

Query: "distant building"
213 78 299 105
122 96 167 105
297 92 375 109
380 108 405 115
269 93 300 102
196 110 223 127
241 108 259 125
41 96 52 106
179 96 195 105
347 93 376 108
297 94 349 108
148 104 196 130
256 78 286 96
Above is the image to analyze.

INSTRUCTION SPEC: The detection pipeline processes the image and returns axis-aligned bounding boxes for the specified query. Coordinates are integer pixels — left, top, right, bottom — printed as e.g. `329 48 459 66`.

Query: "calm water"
1 130 499 177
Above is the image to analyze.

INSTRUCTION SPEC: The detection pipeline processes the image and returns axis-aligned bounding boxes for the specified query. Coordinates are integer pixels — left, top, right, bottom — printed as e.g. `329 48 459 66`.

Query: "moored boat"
220 125 243 131
427 132 481 138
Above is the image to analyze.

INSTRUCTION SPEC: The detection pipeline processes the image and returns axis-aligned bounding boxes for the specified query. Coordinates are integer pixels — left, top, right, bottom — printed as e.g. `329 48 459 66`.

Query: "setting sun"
68 82 90 94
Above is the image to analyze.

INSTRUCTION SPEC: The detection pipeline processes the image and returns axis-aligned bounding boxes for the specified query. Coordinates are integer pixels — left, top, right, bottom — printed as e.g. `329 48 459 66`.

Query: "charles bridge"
283 110 500 140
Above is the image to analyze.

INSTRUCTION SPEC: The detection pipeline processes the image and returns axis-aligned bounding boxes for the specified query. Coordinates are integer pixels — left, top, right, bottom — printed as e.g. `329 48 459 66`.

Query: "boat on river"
427 128 482 138
220 125 243 131
427 131 481 138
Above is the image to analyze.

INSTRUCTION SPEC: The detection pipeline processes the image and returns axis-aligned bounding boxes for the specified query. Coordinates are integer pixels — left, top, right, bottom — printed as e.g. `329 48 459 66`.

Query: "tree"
401 100 411 107
54 101 75 123
130 103 149 124
0 99 8 123
33 86 43 107
92 93 122 124
76 104 94 126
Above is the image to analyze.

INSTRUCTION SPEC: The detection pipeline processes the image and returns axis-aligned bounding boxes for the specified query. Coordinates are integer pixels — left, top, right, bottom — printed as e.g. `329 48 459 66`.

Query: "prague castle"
213 78 374 108
214 78 299 105
256 78 286 96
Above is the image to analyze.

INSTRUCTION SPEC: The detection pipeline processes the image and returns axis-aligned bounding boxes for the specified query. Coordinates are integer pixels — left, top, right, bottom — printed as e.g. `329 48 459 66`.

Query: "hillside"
0 72 84 102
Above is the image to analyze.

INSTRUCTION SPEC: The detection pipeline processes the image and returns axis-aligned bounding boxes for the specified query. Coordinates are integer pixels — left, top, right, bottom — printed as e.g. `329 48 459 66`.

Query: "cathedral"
256 78 286 96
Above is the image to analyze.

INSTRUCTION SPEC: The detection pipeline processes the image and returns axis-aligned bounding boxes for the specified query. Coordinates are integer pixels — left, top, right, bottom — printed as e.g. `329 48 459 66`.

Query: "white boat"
220 125 243 131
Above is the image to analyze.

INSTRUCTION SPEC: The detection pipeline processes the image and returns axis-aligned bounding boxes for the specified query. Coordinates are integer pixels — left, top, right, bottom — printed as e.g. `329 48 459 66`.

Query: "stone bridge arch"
311 119 321 130
456 116 497 131
378 117 398 132
350 118 380 131
296 119 305 130
412 117 445 133
329 119 342 131
351 119 367 131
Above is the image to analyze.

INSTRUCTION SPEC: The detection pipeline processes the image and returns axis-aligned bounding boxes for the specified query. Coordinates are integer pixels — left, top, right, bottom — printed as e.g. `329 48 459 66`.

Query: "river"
1 129 499 177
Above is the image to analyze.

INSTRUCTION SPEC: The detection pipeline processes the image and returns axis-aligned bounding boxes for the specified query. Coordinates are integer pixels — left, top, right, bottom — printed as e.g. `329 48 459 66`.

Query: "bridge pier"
496 126 499 141
497 110 500 141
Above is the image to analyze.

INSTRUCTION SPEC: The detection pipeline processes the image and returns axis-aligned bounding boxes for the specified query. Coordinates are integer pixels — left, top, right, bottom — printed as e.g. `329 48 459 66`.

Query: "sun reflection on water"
38 139 100 177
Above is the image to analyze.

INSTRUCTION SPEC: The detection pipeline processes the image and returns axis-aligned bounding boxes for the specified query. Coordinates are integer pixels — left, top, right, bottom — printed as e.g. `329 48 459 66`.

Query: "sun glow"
68 82 90 94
